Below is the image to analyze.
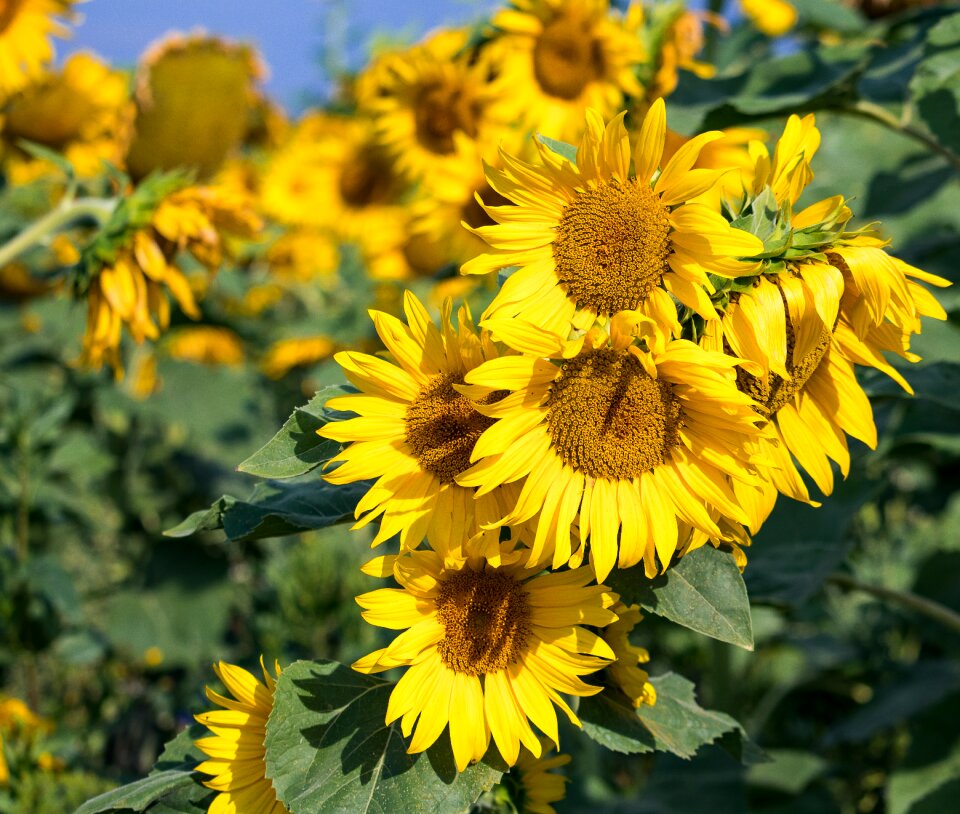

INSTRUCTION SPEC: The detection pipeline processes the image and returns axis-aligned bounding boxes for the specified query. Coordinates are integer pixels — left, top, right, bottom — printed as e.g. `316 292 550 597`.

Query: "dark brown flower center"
338 147 394 208
553 179 672 316
435 568 530 676
461 182 512 230
533 14 606 100
546 348 683 480
414 80 481 155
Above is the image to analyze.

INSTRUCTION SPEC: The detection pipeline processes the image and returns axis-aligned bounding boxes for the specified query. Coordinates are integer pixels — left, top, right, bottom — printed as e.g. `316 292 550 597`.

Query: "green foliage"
264 660 505 814
608 547 754 650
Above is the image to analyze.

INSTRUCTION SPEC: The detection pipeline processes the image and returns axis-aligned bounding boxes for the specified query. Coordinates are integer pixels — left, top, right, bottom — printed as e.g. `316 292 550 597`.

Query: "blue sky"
61 0 499 112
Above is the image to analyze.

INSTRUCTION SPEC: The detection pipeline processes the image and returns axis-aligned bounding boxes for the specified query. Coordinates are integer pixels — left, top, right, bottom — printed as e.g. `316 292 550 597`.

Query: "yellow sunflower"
317 292 524 556
366 28 512 183
259 112 404 240
2 51 132 180
462 101 764 353
260 336 335 379
80 184 261 374
603 602 656 708
491 0 645 142
0 0 72 100
497 736 571 814
648 10 719 100
457 314 765 581
163 326 245 367
742 0 798 37
194 658 284 814
353 544 618 769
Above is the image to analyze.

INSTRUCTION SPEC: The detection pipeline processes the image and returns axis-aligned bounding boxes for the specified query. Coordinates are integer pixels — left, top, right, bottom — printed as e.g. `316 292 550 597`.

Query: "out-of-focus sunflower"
354 544 617 769
366 28 513 183
125 33 265 180
194 658 284 814
648 9 720 100
265 228 339 286
496 737 571 814
80 182 261 374
163 325 245 366
0 0 73 100
491 0 645 142
317 292 525 555
463 103 763 348
741 0 798 37
260 336 335 379
458 314 764 581
2 51 133 181
259 112 404 241
603 602 656 708
0 695 50 786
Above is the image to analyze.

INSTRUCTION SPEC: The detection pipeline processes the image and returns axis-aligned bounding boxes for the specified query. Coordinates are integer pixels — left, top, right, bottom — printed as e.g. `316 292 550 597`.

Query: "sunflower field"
1 0 959 812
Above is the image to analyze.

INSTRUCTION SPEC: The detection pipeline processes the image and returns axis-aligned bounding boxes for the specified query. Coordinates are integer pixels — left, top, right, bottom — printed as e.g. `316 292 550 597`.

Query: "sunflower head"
603 602 657 708
0 0 74 100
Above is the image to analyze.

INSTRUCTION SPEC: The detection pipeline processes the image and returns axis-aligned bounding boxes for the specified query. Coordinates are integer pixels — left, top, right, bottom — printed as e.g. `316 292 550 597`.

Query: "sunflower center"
0 1 25 32
414 80 480 155
735 300 833 417
338 148 393 208
553 180 672 316
405 373 503 484
435 568 530 676
461 183 512 230
546 348 683 480
533 15 605 100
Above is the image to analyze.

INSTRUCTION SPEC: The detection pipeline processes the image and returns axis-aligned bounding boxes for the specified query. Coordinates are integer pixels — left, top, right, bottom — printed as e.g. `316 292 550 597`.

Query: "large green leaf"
73 771 207 814
580 673 755 761
165 478 369 542
264 659 504 814
607 546 754 650
238 386 355 479
909 12 960 155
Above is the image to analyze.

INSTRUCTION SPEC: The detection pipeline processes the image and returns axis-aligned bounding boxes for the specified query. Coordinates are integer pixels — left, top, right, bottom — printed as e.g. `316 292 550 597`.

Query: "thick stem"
0 197 116 269
844 100 960 174
828 572 960 635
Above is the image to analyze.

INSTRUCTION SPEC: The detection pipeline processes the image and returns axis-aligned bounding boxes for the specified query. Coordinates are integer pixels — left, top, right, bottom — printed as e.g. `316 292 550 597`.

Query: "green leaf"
606 546 754 650
163 496 235 538
17 140 76 184
746 749 828 794
154 723 208 772
238 386 355 479
73 771 200 814
791 0 865 34
580 673 755 761
863 362 960 411
909 12 960 155
536 134 577 164
264 659 504 814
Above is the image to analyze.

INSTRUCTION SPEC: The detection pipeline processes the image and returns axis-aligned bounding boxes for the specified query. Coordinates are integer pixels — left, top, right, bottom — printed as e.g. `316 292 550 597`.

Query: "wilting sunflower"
603 602 656 708
353 545 617 769
80 183 261 374
194 658 284 814
702 115 949 526
494 736 571 814
318 292 524 555
366 28 513 184
491 0 645 141
1 51 132 180
0 0 72 100
463 103 764 349
457 314 765 581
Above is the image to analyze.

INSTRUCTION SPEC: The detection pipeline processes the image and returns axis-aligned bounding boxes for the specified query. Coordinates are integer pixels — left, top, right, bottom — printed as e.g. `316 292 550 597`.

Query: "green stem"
0 197 115 269
828 572 960 635
844 100 960 174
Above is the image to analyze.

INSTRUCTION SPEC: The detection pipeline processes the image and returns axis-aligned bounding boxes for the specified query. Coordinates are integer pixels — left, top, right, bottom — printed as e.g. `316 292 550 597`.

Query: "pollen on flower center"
404 373 503 484
546 348 683 480
553 179 672 316
414 80 480 155
533 15 605 100
435 568 530 676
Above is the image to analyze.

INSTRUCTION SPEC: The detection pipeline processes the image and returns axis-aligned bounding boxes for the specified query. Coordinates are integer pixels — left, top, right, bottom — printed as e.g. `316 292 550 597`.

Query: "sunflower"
2 51 132 180
259 112 404 241
701 115 949 525
603 602 656 708
163 326 245 367
365 28 512 183
457 314 765 581
0 696 49 786
80 183 261 374
741 0 798 37
490 0 645 142
317 292 525 556
0 0 72 100
497 737 571 814
194 658 284 814
648 10 718 100
260 336 335 379
353 545 618 769
462 103 764 350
